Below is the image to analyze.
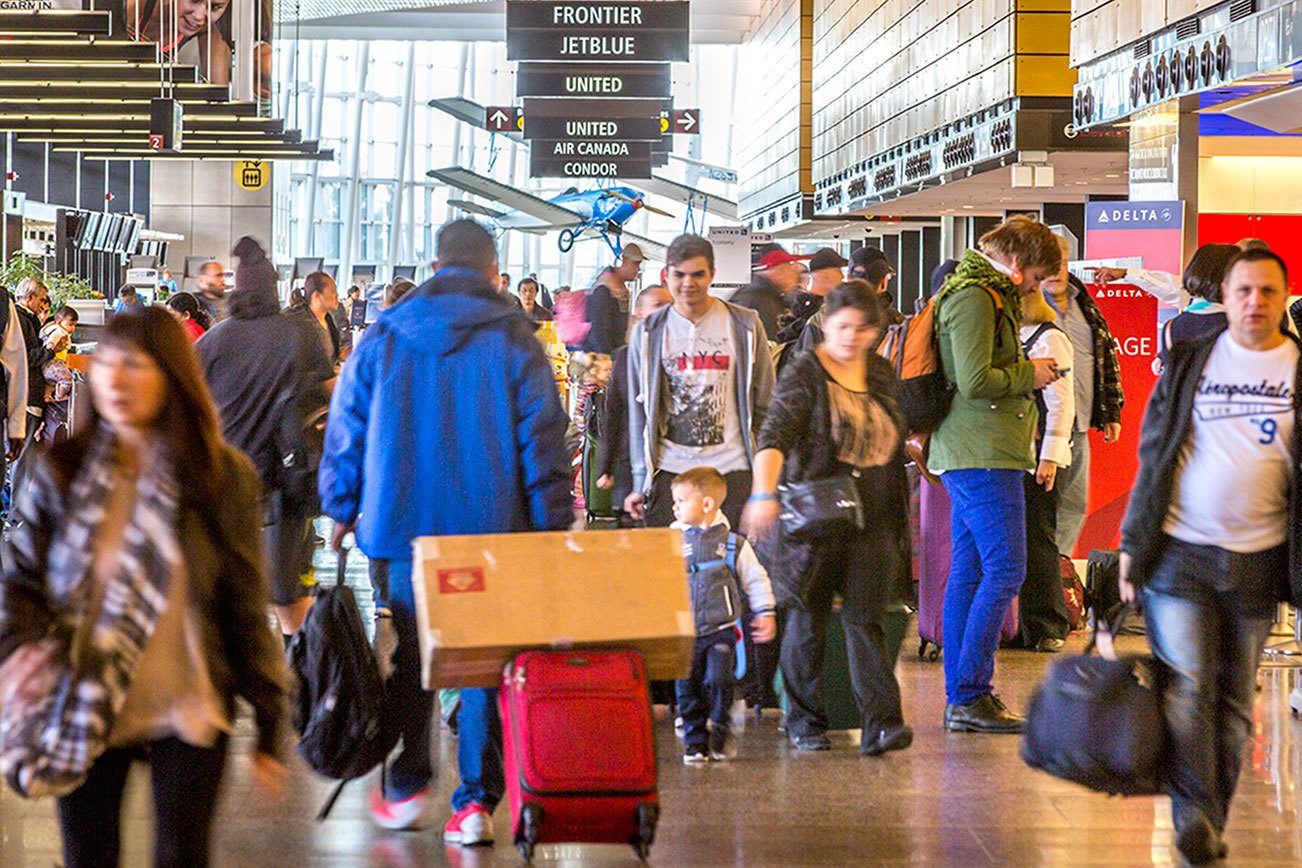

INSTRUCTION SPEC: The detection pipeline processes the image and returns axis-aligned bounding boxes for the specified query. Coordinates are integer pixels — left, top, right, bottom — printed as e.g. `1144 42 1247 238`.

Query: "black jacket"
581 281 627 355
755 350 910 605
597 345 632 504
0 436 288 756
14 305 53 411
1121 329 1302 606
730 275 788 340
199 295 332 490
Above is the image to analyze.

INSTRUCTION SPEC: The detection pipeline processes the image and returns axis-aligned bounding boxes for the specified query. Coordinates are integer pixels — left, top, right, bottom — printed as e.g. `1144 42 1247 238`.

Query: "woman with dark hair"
0 307 288 867
1157 243 1241 364
165 291 209 341
743 280 912 757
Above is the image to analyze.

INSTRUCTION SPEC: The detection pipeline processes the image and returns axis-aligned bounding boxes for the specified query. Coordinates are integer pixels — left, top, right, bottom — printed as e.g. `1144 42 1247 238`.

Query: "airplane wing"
427 167 584 229
448 199 506 219
619 230 667 263
638 175 738 222
429 96 524 142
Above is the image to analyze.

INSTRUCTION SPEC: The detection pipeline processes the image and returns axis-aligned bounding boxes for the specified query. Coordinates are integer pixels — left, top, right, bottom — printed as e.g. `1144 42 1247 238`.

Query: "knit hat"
229 236 280 319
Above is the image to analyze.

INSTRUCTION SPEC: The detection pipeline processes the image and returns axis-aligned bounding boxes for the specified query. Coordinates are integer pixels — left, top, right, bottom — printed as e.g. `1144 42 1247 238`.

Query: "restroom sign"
236 160 268 191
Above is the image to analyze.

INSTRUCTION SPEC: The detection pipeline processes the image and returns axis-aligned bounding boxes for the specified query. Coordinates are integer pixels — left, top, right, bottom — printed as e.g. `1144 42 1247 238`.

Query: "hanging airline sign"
522 97 664 141
505 1 691 63
532 140 654 161
516 62 671 99
529 152 654 179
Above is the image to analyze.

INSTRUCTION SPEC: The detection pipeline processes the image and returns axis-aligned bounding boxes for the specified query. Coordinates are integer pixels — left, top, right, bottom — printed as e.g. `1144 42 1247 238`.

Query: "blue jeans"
1142 539 1278 833
940 469 1026 706
675 629 736 751
375 560 504 811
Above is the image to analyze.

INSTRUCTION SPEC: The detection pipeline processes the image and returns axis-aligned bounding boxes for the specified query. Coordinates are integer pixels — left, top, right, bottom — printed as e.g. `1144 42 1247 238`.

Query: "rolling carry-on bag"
916 480 1019 660
499 649 659 862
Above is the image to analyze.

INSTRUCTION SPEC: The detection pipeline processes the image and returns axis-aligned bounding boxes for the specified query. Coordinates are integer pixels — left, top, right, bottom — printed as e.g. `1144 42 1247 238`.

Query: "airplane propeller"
602 189 675 219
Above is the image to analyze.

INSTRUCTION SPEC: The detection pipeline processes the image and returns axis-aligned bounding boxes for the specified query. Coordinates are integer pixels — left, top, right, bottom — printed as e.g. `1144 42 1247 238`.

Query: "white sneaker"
370 786 432 831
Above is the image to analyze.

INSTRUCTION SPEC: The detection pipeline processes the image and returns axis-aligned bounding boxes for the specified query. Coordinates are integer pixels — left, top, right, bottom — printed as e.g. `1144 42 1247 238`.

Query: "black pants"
57 735 228 868
1143 539 1279 835
675 628 737 750
781 525 904 738
1020 473 1070 646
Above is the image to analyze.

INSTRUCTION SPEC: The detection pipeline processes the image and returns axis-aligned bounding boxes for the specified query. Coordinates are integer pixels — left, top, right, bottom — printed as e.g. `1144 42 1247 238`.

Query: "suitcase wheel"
517 803 543 862
927 647 941 663
631 803 659 861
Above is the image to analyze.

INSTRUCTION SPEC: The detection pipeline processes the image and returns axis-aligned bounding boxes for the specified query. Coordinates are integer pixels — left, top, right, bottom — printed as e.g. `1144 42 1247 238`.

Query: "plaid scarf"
1 426 180 798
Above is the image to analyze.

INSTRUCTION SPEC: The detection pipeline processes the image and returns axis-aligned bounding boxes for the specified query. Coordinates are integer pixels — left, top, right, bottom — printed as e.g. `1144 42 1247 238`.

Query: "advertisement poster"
1074 282 1159 557
99 0 274 102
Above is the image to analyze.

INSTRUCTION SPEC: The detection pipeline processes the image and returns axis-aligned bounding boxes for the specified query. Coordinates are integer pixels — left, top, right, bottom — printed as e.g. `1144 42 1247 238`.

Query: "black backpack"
289 549 397 818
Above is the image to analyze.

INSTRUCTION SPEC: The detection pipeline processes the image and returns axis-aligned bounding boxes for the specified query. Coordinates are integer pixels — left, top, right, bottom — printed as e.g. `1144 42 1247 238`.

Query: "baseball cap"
809 247 848 272
620 242 646 262
754 248 813 270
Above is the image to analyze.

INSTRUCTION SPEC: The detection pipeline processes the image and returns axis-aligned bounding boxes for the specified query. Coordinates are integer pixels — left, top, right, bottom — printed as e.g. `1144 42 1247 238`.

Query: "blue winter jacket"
318 268 573 561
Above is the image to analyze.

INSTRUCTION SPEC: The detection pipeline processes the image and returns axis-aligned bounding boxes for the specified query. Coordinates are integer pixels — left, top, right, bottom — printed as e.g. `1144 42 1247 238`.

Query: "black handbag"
1020 604 1168 796
778 471 864 540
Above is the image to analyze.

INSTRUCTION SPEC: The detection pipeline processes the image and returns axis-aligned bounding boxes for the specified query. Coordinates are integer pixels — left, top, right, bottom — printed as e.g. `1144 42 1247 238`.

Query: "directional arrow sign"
484 106 520 133
673 108 700 134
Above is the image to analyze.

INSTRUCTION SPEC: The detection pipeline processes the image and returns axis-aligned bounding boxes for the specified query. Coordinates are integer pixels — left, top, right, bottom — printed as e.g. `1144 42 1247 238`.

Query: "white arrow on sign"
489 109 509 127
677 112 697 131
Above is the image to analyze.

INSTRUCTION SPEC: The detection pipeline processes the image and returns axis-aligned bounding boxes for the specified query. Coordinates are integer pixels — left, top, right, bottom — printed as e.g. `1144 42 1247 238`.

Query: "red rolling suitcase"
499 649 659 862
916 480 1019 661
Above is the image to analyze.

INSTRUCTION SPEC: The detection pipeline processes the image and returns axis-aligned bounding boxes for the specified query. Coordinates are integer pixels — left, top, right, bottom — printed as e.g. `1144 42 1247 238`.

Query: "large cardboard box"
411 528 695 689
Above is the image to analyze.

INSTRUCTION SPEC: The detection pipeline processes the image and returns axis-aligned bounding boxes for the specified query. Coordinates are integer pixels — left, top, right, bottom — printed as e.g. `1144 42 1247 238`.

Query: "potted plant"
0 255 100 311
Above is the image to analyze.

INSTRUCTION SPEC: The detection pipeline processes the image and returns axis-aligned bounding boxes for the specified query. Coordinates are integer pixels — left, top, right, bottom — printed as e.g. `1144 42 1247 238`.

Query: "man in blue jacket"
319 219 572 845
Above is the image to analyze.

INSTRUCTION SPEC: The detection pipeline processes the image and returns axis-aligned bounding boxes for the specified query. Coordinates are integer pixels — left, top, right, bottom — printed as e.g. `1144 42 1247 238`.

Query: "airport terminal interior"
5 0 1302 865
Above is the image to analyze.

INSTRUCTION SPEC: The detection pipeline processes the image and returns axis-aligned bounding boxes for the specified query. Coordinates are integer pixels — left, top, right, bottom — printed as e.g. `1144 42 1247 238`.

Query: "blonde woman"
1017 276 1075 653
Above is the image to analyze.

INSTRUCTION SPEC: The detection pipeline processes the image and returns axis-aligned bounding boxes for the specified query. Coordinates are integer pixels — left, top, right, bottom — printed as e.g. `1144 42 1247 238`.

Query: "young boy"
671 467 777 763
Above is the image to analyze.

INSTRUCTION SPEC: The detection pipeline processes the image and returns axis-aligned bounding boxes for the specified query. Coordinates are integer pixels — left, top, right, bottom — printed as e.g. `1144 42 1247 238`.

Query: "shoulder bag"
778 470 863 540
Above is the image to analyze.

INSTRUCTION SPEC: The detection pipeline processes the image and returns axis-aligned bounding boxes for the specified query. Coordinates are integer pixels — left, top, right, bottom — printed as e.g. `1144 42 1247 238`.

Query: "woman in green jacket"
930 215 1063 734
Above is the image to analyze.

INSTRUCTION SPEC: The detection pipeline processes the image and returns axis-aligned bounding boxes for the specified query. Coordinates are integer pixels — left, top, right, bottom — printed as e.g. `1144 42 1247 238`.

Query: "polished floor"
3 538 1302 866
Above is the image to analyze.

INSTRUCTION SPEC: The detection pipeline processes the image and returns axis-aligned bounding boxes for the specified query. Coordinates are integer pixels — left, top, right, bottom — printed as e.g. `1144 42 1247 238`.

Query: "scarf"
938 249 1023 325
1 425 181 797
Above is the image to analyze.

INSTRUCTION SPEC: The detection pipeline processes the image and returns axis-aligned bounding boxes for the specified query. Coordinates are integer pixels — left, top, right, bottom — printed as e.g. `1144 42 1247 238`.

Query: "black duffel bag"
1021 604 1168 796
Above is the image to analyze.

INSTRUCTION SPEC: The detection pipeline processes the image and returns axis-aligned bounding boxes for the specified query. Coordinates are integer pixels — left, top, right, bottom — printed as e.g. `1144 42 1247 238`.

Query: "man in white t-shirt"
1119 248 1301 865
626 234 775 528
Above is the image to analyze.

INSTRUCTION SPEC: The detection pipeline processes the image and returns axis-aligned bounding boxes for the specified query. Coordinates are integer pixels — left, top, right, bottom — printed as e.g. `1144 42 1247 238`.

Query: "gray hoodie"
627 299 775 495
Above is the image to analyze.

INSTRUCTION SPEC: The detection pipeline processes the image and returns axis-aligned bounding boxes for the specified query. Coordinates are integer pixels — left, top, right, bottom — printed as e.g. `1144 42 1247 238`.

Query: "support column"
921 225 941 302
387 42 417 272
338 43 371 287
898 229 921 314
1127 97 1199 261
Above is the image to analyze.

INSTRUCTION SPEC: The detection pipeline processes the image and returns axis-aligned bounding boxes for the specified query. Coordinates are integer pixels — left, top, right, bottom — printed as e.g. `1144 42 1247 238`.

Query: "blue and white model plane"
427 166 672 257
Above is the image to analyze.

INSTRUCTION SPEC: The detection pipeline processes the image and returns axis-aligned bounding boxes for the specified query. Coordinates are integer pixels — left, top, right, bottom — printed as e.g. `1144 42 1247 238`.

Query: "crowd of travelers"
0 211 1293 867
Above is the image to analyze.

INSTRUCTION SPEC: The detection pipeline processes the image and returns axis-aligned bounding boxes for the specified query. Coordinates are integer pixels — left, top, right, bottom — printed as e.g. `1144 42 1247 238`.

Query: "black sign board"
532 139 653 161
506 1 690 62
530 153 654 179
524 115 664 141
485 105 521 132
517 62 671 99
672 108 700 134
522 97 664 141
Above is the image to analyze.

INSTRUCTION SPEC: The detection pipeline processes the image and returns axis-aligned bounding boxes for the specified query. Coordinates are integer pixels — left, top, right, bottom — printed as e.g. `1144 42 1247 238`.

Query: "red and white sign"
437 567 486 594
1074 282 1159 557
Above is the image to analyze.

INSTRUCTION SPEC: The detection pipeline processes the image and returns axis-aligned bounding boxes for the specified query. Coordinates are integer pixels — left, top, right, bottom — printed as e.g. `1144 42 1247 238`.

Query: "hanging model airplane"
427 166 674 257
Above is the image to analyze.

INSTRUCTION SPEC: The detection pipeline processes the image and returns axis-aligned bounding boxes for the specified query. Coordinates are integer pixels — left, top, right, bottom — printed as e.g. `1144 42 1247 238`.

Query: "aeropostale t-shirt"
1164 331 1299 553
656 301 748 475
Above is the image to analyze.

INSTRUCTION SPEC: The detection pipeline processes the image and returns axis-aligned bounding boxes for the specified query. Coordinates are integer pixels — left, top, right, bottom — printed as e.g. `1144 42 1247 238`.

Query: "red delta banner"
1074 282 1158 557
